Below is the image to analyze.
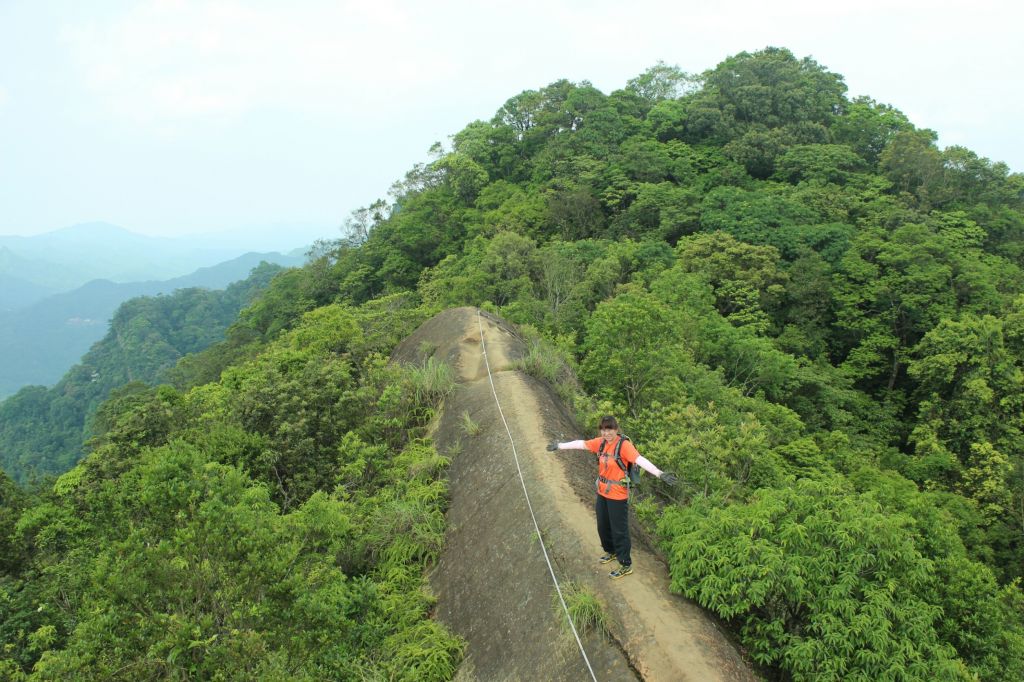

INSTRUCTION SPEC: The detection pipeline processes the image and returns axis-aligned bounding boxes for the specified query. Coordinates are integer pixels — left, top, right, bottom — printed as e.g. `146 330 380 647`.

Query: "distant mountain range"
0 221 330 311
0 250 305 399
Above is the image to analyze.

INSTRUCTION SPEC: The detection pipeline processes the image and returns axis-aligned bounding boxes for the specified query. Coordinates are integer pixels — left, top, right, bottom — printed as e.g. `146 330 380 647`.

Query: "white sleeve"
559 440 587 450
635 455 663 477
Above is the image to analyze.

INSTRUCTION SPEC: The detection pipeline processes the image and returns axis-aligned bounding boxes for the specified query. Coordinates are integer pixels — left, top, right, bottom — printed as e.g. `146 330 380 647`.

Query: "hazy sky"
2 0 1021 241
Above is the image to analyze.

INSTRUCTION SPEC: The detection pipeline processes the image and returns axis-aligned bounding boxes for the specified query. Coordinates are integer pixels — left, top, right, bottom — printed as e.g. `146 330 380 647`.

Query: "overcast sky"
1 0 1021 243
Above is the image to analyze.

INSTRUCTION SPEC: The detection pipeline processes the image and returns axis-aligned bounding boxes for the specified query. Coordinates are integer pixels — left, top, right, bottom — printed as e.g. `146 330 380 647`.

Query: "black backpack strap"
594 435 636 497
613 435 631 479
597 435 632 479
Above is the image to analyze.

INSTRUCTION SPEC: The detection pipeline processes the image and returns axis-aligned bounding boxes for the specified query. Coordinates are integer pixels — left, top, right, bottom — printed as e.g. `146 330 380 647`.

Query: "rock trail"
392 307 757 681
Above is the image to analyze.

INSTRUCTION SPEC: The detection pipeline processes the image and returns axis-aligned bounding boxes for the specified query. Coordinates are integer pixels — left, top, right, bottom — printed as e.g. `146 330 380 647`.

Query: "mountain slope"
0 245 93 302
0 263 287 482
0 272 56 313
393 308 755 680
0 251 304 398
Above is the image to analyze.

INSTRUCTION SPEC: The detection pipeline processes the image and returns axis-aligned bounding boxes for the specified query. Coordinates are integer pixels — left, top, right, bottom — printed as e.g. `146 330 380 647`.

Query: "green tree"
772 144 866 185
834 214 1021 395
830 97 913 166
673 231 788 334
682 47 846 157
625 61 696 104
658 478 971 680
698 185 820 252
579 287 688 414
907 308 1024 579
879 129 944 206
0 469 25 574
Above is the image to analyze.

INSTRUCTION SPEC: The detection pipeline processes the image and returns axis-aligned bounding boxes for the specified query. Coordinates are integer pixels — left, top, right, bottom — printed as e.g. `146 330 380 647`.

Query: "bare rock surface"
392 307 758 682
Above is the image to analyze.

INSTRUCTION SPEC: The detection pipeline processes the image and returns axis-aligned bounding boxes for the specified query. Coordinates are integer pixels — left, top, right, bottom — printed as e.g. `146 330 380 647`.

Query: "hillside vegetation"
2 47 1024 680
0 251 304 399
0 263 284 482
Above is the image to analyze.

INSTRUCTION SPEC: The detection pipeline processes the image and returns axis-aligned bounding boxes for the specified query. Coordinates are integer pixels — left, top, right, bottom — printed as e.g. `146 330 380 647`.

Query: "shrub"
657 478 971 680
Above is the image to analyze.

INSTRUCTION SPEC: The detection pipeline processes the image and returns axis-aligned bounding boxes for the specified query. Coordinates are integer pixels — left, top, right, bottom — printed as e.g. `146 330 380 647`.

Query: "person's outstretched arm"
547 439 586 451
634 455 662 476
635 455 678 485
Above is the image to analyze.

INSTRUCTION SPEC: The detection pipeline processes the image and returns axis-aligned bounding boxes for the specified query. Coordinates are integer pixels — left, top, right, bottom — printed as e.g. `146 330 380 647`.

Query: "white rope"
475 309 599 682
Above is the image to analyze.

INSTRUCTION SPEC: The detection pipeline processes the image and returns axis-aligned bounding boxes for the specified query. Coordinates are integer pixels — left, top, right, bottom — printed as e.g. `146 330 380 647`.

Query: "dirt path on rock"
394 308 757 682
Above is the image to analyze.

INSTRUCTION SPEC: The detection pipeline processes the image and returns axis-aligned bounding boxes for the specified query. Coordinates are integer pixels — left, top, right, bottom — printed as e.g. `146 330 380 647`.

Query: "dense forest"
0 262 284 482
2 47 1023 680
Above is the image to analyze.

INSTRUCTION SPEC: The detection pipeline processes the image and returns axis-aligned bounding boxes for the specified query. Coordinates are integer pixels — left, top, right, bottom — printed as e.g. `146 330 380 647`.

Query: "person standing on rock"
547 415 677 579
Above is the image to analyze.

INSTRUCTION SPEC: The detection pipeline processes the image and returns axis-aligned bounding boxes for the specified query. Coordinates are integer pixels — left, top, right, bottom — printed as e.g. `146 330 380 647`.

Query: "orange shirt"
585 435 639 500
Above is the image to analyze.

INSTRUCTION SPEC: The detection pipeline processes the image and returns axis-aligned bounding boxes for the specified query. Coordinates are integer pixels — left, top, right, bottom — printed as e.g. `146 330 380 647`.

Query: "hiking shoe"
609 564 633 579
598 553 617 564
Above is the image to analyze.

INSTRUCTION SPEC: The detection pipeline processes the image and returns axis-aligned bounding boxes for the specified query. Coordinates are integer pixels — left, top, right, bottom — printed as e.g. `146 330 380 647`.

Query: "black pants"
595 495 630 567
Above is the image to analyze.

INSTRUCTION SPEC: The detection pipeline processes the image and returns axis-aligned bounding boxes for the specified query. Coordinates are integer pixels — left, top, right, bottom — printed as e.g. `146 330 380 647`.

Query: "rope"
475 309 599 682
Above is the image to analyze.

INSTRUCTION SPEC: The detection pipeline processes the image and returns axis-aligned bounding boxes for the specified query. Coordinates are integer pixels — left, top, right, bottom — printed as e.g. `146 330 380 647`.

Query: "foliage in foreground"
656 478 1024 681
1 298 462 679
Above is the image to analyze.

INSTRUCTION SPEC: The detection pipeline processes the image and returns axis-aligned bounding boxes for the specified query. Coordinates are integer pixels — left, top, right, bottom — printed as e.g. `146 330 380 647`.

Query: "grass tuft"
556 581 608 638
461 411 481 437
407 357 455 407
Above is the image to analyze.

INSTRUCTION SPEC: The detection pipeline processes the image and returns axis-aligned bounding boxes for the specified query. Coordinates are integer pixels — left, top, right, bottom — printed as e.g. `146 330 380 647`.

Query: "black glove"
546 441 559 452
660 472 678 486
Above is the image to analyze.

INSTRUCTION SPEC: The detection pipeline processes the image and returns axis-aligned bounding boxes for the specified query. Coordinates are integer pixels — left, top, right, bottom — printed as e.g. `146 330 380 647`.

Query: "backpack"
598 435 641 486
